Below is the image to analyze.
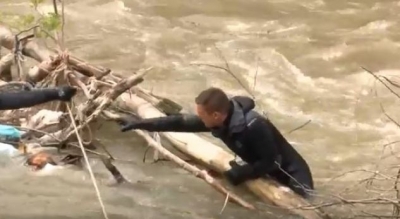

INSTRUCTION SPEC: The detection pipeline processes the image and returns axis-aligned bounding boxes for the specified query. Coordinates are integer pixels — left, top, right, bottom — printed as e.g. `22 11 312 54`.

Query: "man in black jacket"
0 86 76 110
119 87 314 198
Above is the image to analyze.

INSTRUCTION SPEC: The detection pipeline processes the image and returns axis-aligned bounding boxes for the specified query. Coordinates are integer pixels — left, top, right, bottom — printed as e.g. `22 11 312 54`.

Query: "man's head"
195 87 231 128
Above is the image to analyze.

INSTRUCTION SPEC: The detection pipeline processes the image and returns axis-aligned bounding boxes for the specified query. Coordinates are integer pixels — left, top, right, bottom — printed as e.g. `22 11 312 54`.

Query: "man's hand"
117 117 140 132
223 160 254 185
57 86 77 101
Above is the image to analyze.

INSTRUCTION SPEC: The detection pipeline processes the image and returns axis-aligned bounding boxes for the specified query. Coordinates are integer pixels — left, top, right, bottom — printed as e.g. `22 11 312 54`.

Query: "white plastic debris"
22 109 64 131
0 142 21 166
0 142 19 157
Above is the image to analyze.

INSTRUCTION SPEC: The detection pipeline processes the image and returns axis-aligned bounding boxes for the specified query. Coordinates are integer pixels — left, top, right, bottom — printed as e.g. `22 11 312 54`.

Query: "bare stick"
67 105 109 219
253 56 259 92
361 66 400 99
379 103 400 128
392 168 400 216
286 119 312 134
192 63 255 98
135 129 255 210
219 193 230 214
53 0 59 15
62 68 152 141
67 143 109 157
60 0 65 49
51 0 61 49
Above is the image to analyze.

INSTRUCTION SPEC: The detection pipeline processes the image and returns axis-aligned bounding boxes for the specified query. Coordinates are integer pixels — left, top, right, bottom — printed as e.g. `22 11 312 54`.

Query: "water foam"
201 43 400 141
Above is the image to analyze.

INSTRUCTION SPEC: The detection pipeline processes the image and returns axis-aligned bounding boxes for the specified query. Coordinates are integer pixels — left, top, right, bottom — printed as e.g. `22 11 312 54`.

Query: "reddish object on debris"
26 152 56 171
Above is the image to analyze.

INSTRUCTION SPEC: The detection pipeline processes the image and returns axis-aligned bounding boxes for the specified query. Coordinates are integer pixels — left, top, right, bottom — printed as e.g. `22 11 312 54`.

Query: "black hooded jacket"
128 96 313 186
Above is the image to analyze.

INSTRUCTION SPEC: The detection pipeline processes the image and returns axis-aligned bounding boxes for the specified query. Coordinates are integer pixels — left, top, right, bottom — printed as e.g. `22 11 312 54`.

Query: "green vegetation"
0 0 61 38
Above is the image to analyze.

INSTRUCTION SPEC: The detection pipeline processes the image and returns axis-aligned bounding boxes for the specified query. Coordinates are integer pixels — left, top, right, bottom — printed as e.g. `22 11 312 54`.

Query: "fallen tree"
0 20 330 219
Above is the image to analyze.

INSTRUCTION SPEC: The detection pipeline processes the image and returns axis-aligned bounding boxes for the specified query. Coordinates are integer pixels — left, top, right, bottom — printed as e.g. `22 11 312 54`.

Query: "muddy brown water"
1 0 400 218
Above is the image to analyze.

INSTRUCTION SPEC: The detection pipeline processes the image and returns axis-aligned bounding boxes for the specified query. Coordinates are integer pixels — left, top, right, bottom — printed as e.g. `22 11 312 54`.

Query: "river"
1 0 400 218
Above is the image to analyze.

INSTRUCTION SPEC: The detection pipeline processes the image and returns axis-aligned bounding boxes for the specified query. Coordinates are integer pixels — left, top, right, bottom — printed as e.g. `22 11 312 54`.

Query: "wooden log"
0 25 51 62
0 25 108 80
68 56 110 79
0 53 14 81
136 129 256 210
114 93 329 219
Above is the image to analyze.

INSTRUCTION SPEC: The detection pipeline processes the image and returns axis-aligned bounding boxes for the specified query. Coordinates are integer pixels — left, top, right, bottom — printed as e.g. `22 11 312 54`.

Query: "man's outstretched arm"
119 114 210 133
0 86 76 110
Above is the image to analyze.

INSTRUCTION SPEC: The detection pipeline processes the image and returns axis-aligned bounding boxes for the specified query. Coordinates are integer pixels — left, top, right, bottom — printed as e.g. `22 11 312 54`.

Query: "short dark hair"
195 87 230 113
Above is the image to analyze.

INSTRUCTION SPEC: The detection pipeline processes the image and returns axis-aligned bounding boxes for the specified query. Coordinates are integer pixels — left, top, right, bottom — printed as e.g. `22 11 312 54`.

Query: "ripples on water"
1 0 400 218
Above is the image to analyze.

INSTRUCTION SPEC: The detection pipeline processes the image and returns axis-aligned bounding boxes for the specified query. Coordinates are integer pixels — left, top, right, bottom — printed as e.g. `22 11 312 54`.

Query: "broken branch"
135 129 256 210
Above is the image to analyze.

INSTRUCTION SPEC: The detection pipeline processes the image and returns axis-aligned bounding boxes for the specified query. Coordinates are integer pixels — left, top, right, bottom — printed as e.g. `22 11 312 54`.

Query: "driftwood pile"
0 24 330 219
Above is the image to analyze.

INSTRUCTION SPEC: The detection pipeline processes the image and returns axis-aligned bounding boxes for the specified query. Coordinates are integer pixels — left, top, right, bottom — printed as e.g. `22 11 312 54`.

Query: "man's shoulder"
245 109 265 120
244 110 268 128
